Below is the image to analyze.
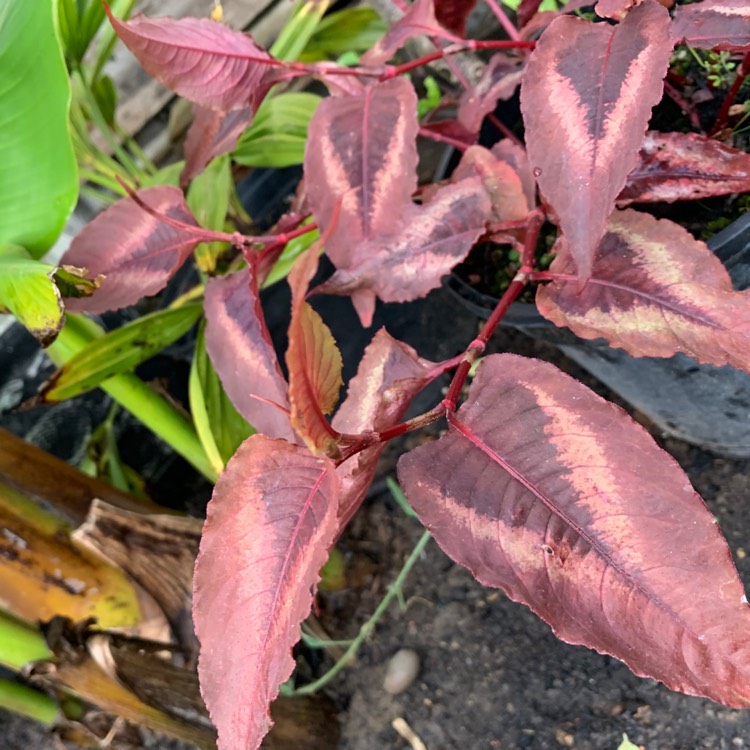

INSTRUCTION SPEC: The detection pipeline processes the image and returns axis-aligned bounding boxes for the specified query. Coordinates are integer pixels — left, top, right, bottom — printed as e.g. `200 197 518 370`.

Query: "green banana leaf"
0 244 65 346
0 0 78 256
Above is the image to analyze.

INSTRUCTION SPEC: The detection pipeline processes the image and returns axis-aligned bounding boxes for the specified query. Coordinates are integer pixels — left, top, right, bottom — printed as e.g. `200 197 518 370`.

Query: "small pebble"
383 648 420 694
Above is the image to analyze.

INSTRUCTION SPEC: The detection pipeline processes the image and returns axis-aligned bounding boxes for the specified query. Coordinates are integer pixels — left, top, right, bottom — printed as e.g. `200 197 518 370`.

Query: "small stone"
737 547 746 560
383 648 420 695
555 727 575 747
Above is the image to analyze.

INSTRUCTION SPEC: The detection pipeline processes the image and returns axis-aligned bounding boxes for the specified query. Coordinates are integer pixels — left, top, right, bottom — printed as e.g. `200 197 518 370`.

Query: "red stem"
443 212 543 411
335 213 544 462
418 126 469 151
520 210 544 267
711 51 750 136
487 113 522 146
381 39 535 80
117 176 318 251
442 275 527 413
663 79 702 132
482 0 520 42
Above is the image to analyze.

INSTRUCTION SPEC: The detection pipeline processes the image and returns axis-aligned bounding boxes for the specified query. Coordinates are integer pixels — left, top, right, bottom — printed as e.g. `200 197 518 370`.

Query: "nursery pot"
446 210 750 458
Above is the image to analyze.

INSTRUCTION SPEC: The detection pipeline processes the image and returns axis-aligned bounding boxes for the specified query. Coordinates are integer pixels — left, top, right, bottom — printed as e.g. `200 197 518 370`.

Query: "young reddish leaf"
419 119 476 148
399 353 750 707
106 6 274 111
286 248 344 454
536 209 750 373
452 146 531 222
595 0 638 20
361 0 460 66
672 1 750 53
458 53 525 134
304 78 419 269
520 0 672 282
492 140 536 211
204 269 296 442
332 329 434 524
193 435 340 750
181 106 254 187
517 0 544 27
619 131 750 204
518 0 593 40
62 187 200 314
315 176 491 326
434 0 479 37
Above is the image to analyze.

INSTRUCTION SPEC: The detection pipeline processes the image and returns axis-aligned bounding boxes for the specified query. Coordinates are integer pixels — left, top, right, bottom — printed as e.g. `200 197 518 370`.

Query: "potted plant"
5 0 750 748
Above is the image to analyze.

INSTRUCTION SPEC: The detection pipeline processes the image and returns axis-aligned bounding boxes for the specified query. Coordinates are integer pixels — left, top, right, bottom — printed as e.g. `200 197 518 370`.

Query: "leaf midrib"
449 412 701 642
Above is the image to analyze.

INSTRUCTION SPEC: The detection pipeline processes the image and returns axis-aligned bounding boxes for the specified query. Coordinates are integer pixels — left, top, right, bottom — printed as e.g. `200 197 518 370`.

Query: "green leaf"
41 303 202 402
58 0 106 64
57 0 78 62
233 93 321 169
189 324 254 473
500 0 558 8
187 155 232 274
270 0 330 62
617 735 641 750
141 160 184 188
49 313 218 481
0 0 78 257
417 76 442 119
91 74 117 127
79 0 106 56
298 7 387 62
91 0 138 81
0 243 63 346
0 678 59 727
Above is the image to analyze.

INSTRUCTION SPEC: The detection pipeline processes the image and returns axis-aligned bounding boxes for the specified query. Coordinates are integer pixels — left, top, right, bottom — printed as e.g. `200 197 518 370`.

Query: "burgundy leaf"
204 269 296 442
517 0 544 28
595 0 638 20
398 353 750 707
332 329 434 524
181 106 254 187
286 248 343 454
315 176 491 326
520 0 672 282
452 146 531 222
62 187 200 314
361 0 460 66
619 131 750 204
419 118 476 148
672 1 750 53
518 0 593 39
106 6 274 111
434 0 479 37
458 53 525 134
304 78 420 269
492 140 536 211
194 435 340 750
536 209 750 373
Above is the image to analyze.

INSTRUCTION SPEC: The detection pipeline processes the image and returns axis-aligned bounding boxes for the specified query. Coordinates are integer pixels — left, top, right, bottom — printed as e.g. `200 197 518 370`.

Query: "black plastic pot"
447 210 750 457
